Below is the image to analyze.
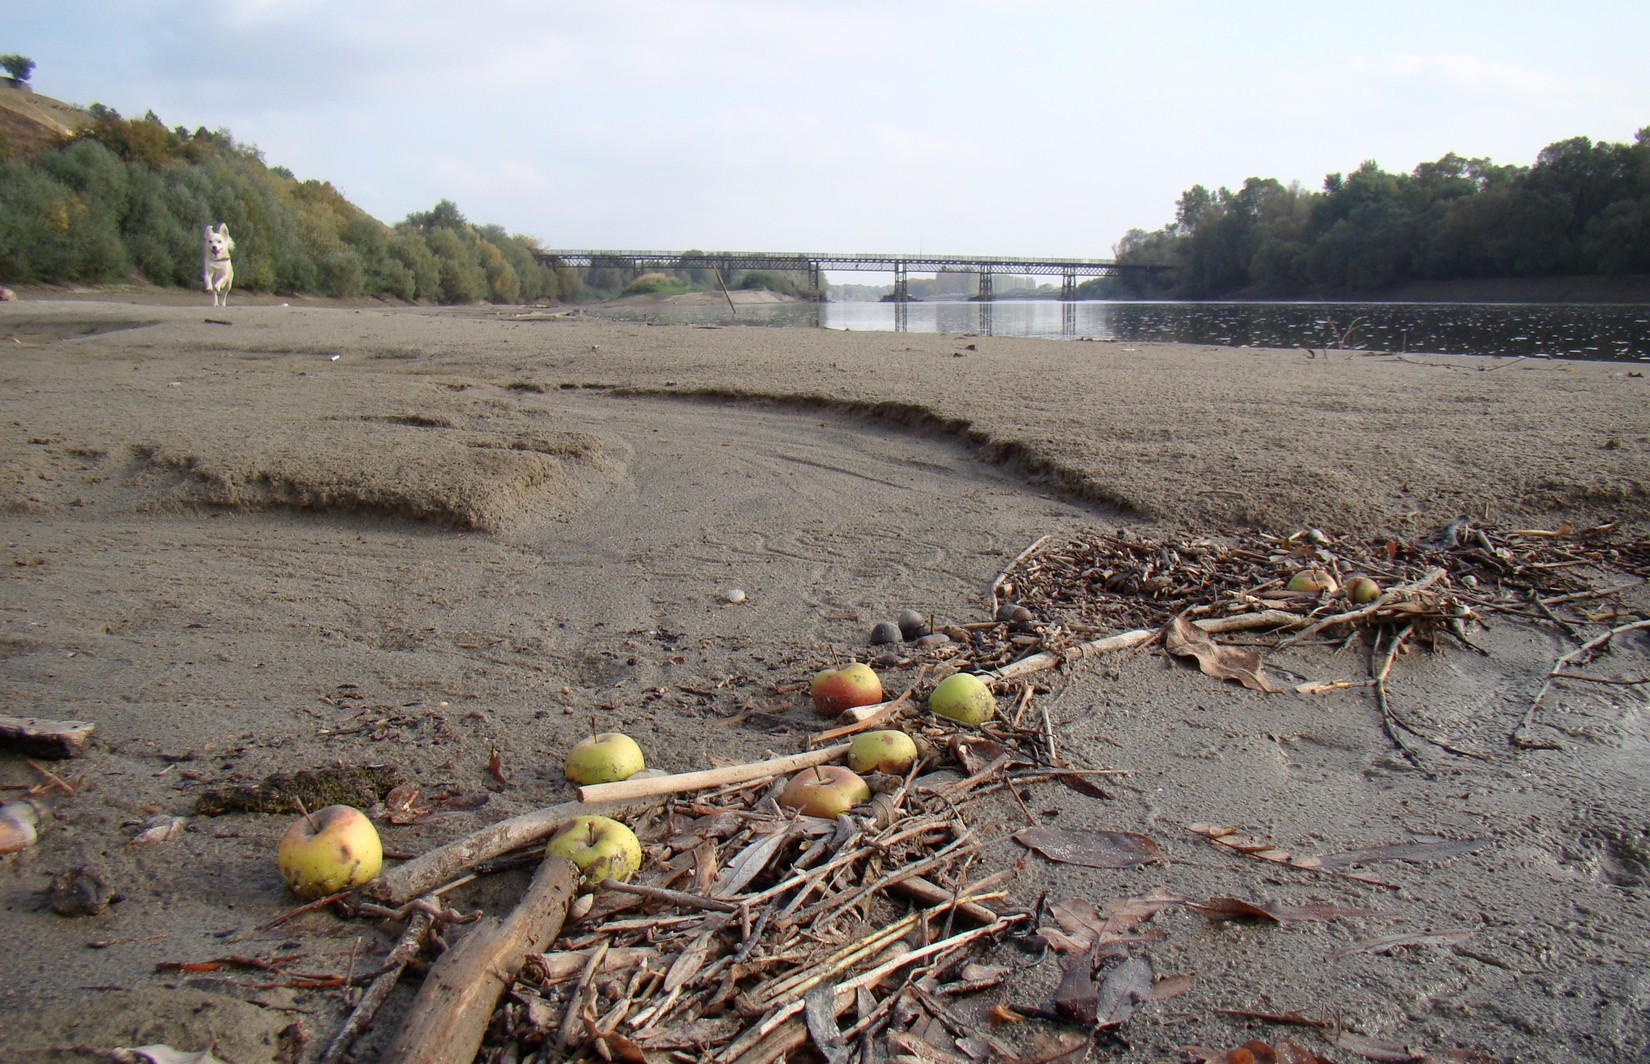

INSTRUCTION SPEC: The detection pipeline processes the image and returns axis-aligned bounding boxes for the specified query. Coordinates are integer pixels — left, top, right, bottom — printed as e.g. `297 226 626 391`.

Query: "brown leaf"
1095 954 1153 1029
1312 836 1491 869
1151 973 1195 1000
1190 896 1378 924
1165 614 1281 693
1014 827 1162 869
1333 1030 1427 1062
486 746 508 785
1335 927 1477 957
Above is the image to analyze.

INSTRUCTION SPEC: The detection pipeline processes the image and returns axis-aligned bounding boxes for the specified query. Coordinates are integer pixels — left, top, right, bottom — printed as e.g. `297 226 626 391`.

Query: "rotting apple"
927 672 996 726
846 730 919 775
810 662 883 717
545 814 643 891
565 731 646 785
778 765 871 818
276 804 383 899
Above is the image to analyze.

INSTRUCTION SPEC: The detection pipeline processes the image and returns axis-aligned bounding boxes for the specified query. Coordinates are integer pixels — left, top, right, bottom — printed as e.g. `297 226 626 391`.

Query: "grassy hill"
0 78 92 158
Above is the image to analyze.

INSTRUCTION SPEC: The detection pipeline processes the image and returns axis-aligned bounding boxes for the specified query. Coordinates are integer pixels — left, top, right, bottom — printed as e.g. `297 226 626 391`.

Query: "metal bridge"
531 249 1172 301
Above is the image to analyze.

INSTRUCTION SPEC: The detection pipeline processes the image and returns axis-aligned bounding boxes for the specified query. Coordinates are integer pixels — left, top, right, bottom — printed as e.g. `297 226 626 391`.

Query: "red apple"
846 730 919 775
810 662 883 717
778 765 871 817
276 805 383 898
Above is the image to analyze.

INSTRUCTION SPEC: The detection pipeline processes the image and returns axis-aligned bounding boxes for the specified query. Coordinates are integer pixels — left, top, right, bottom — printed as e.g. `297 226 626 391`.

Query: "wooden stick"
0 715 94 759
1514 617 1650 748
370 791 667 906
990 610 1301 682
577 744 851 805
319 897 438 1064
380 856 579 1064
991 534 1052 613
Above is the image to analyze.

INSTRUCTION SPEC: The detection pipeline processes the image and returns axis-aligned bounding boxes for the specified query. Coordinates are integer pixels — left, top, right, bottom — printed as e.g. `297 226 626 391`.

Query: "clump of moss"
195 764 403 815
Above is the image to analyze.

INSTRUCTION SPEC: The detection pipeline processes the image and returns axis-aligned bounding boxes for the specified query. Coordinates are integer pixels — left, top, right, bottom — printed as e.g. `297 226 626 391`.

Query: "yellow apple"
810 662 883 717
545 815 643 891
1285 568 1337 595
565 731 645 785
927 672 995 725
1346 575 1382 604
846 730 919 775
276 805 383 899
778 765 871 817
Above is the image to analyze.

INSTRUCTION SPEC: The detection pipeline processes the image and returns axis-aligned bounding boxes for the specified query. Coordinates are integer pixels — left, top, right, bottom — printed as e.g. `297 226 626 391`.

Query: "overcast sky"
13 2 1649 259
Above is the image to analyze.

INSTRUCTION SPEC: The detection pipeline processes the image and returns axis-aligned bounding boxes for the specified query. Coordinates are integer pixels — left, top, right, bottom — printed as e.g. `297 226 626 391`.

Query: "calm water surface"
587 299 1650 362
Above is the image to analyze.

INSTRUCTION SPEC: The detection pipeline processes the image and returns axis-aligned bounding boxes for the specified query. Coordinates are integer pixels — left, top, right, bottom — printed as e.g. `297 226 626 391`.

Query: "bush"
621 271 687 296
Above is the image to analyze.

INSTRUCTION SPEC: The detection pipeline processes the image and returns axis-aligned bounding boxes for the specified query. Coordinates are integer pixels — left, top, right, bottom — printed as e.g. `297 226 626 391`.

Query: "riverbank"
1 298 1647 1061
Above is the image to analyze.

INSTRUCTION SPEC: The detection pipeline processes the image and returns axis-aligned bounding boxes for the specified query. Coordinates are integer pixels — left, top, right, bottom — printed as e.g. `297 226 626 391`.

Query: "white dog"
202 223 235 306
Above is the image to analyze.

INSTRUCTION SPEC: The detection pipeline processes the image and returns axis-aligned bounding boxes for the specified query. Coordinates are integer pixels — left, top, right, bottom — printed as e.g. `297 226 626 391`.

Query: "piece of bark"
380 856 579 1064
0 715 94 759
576 743 851 804
369 790 668 906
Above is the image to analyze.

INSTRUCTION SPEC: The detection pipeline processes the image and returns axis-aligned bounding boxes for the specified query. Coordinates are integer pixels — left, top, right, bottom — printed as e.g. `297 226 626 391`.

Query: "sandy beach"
1 294 1647 1063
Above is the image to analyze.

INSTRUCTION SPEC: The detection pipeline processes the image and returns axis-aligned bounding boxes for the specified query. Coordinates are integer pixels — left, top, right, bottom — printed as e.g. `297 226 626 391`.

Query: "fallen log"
381 856 579 1064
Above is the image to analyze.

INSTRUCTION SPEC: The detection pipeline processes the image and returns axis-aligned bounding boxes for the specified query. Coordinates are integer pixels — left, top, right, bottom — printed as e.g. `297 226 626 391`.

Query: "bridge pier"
1060 271 1077 301
892 262 909 303
977 272 994 301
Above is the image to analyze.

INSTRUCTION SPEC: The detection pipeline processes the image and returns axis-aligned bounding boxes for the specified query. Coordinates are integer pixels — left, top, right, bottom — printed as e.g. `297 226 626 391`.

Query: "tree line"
0 106 583 302
1108 128 1650 298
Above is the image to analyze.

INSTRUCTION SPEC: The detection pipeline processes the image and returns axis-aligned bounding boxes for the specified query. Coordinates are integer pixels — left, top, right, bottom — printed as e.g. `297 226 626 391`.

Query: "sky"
11 1 1650 261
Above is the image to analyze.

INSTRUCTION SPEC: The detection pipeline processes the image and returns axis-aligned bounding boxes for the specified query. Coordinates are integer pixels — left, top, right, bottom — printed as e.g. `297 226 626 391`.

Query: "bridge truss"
532 249 1172 301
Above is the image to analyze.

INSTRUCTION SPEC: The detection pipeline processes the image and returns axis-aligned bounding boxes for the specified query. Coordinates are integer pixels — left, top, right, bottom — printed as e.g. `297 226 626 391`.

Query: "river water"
586 299 1650 362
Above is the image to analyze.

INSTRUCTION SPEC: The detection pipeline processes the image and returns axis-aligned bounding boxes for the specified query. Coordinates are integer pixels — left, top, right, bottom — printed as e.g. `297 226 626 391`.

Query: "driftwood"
991 609 1302 682
381 856 580 1064
370 789 668 906
0 715 94 759
576 743 851 804
319 896 439 1064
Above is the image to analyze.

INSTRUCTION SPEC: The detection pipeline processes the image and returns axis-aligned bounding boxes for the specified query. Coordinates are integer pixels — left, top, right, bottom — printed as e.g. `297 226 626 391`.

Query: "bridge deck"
534 249 1167 278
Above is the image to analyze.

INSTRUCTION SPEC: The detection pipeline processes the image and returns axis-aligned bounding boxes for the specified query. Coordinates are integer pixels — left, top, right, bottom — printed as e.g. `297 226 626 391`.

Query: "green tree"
0 54 34 82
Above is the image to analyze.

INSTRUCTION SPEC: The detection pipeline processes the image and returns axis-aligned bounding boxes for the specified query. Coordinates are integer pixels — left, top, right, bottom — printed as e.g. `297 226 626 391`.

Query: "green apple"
1285 568 1337 594
778 766 871 817
565 731 645 785
276 804 383 899
927 672 995 725
545 815 643 891
846 730 919 775
810 662 883 717
1346 575 1382 604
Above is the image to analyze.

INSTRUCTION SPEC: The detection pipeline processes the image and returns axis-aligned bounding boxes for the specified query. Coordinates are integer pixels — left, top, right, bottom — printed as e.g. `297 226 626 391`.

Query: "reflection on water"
585 299 1650 361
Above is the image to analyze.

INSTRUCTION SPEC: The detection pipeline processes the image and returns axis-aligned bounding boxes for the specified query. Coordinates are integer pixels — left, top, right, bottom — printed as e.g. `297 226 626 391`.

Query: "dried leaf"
1312 836 1491 869
803 983 850 1064
1045 893 1180 952
1052 950 1100 1025
1095 954 1153 1029
128 815 186 846
1189 896 1378 924
1014 827 1162 869
662 929 715 992
1165 614 1282 693
1336 927 1477 957
1054 772 1113 800
115 1048 230 1064
486 746 508 785
712 828 790 897
1151 973 1195 1000
1333 1030 1426 1062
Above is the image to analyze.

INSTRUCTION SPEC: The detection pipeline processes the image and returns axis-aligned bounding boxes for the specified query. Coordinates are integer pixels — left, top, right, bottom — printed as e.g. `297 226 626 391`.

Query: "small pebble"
869 621 902 645
996 602 1033 623
50 866 113 917
896 608 930 640
915 632 952 648
723 588 747 604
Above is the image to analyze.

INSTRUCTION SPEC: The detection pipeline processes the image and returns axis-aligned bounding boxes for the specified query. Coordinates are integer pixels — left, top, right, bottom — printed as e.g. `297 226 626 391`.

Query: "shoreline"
0 297 1646 1061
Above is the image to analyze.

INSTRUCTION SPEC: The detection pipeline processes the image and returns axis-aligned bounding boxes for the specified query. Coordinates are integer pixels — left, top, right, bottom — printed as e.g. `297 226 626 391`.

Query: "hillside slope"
0 80 90 157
